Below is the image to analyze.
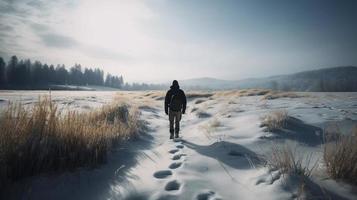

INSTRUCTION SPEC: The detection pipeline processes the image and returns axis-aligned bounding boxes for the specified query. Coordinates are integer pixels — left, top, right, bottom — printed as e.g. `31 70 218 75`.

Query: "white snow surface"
1 91 357 200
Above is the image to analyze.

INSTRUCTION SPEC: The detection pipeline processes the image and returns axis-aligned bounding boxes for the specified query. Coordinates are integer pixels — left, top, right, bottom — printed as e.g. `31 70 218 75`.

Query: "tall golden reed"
0 97 139 187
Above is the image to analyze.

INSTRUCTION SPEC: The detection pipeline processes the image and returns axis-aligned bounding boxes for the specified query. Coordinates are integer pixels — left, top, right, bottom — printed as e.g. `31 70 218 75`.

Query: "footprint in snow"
176 144 184 149
172 154 186 160
196 190 221 200
173 138 183 142
165 180 181 191
153 170 172 179
169 162 182 169
169 149 179 154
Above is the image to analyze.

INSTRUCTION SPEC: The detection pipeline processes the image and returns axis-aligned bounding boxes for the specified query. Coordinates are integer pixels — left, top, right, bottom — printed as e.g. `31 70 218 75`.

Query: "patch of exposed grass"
262 91 302 100
145 91 165 100
215 89 271 98
214 90 239 97
186 92 213 99
260 110 289 132
0 97 140 187
266 144 317 178
200 118 221 139
323 125 357 185
242 89 271 96
209 118 221 128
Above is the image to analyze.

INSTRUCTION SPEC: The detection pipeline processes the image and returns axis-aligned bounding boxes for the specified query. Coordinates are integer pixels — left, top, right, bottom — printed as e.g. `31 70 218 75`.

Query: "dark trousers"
169 110 182 135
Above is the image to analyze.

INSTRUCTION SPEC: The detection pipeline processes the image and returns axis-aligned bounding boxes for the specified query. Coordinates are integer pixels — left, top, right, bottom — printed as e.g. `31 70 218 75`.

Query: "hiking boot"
175 133 179 138
170 134 174 139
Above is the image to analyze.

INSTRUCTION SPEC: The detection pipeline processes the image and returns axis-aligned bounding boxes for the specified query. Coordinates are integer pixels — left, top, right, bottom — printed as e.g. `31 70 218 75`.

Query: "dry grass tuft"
209 118 221 128
241 89 271 96
0 97 139 187
263 91 302 100
143 91 165 100
323 125 357 185
200 118 221 139
261 110 289 132
266 144 317 178
212 89 302 100
214 89 271 98
214 90 240 97
186 92 213 99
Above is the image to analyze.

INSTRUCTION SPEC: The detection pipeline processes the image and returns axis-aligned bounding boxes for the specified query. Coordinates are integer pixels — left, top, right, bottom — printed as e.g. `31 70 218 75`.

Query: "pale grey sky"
1 0 357 82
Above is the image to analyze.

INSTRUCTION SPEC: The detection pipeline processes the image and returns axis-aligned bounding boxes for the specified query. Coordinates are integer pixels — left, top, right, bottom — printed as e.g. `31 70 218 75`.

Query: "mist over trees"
0 55 124 89
262 66 357 92
177 66 357 92
122 82 165 90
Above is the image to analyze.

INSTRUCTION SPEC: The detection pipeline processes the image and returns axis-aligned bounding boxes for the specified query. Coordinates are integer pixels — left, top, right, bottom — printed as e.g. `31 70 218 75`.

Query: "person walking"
164 80 187 139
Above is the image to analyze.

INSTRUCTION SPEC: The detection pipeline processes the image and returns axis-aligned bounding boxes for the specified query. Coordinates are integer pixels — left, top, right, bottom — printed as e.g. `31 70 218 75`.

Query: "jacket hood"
170 80 179 89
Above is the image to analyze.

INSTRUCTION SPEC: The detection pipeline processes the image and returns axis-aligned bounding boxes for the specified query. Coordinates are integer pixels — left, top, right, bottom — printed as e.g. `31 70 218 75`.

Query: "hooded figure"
164 80 187 139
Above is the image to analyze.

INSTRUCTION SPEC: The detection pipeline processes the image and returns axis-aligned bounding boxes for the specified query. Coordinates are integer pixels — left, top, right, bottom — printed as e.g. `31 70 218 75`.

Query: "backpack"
169 91 182 111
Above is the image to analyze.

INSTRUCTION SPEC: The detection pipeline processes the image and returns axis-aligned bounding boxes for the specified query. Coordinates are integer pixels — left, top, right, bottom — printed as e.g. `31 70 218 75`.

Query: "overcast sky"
1 0 357 83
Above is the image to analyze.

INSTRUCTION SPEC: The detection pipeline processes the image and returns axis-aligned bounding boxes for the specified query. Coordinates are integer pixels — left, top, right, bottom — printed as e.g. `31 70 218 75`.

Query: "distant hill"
179 66 357 92
178 77 236 90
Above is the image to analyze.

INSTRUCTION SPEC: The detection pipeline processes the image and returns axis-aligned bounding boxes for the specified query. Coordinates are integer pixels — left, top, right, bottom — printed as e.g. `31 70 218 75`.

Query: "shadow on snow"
261 117 323 146
182 140 263 170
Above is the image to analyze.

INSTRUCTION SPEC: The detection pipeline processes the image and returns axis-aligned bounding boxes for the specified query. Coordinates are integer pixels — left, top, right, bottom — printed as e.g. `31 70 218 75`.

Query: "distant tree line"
266 67 357 92
122 82 166 90
0 55 124 89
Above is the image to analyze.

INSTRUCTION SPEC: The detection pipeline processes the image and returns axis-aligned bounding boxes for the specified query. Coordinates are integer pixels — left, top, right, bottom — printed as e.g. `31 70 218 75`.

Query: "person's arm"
164 91 170 115
181 90 187 114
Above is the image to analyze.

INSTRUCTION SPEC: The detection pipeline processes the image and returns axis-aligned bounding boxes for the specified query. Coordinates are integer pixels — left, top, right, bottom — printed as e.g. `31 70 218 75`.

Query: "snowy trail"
114 97 290 200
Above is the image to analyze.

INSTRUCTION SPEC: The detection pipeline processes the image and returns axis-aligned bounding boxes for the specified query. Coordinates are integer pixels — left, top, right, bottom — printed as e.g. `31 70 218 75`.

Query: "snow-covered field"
1 90 357 200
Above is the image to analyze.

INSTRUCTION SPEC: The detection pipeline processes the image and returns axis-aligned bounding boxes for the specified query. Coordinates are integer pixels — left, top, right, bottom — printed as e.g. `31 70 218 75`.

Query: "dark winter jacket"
165 84 187 114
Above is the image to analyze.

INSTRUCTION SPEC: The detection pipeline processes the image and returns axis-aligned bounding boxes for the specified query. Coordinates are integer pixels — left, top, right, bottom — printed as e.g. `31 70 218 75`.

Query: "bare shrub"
266 144 317 177
0 97 139 187
261 110 289 131
323 125 357 185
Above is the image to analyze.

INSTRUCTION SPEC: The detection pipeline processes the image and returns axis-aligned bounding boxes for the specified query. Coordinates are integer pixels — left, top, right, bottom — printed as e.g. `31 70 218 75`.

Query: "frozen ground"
1 91 357 200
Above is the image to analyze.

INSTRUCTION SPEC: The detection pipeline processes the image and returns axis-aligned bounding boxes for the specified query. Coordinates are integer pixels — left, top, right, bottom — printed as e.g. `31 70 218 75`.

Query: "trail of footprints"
153 140 185 195
153 140 221 200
